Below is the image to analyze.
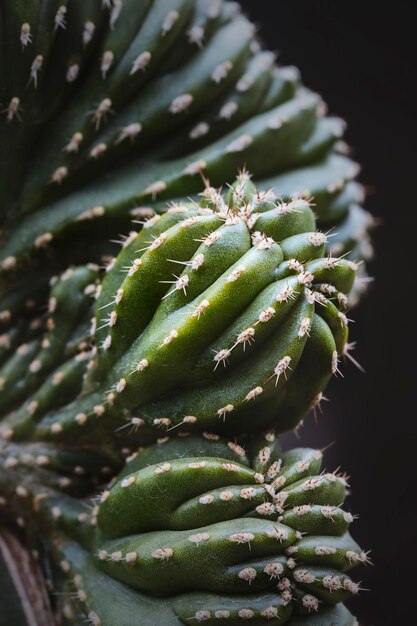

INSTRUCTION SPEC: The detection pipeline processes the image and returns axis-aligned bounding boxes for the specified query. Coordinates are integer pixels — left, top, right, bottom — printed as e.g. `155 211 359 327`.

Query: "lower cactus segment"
93 432 365 623
0 431 364 625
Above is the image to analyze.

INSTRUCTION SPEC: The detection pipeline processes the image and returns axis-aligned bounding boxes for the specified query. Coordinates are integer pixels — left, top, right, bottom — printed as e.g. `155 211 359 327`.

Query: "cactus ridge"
0 0 372 292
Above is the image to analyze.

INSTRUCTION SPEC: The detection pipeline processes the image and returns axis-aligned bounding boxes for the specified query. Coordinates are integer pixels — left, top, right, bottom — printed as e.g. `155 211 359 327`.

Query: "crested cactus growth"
0 2 372 623
0 432 365 625
0 0 372 291
1 176 358 450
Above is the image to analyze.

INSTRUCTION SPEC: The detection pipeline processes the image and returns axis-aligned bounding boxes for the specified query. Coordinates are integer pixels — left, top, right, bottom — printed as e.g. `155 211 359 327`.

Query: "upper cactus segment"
93 433 365 624
2 176 357 447
0 0 372 283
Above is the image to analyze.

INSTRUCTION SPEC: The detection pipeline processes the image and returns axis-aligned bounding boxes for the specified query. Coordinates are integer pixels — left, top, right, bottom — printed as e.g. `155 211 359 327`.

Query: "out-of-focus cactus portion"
0 0 373 289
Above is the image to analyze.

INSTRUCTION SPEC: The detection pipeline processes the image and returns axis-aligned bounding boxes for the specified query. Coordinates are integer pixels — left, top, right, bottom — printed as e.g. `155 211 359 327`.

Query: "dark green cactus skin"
0 433 363 625
0 0 372 291
0 178 357 450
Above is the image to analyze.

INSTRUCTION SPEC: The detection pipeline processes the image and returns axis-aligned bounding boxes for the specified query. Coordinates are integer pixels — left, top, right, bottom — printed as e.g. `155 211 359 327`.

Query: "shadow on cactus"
1 175 359 451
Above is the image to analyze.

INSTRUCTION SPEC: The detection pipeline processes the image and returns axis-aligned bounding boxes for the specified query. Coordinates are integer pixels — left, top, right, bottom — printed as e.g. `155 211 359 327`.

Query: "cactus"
0 0 372 291
0 2 372 623
0 176 357 451
0 432 364 625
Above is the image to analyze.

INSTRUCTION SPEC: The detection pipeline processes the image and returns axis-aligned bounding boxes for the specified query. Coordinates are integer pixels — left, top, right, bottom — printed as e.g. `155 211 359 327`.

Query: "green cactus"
0 177 357 451
0 0 372 290
0 433 364 625
0 2 372 623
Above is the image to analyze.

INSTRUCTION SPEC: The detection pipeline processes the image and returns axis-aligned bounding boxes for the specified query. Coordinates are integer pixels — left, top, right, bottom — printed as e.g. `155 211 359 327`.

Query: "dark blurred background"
239 2 417 624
